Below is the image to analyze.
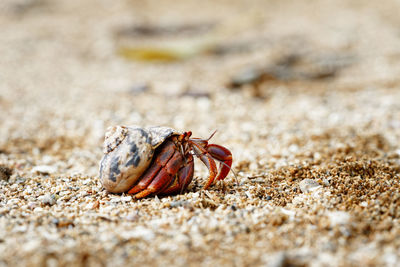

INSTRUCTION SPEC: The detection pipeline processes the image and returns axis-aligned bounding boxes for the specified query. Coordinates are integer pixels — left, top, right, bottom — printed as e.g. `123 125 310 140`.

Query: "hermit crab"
99 126 233 198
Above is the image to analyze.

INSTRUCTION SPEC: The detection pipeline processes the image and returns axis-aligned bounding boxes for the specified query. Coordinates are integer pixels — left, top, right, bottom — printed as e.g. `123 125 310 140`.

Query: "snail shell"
99 125 179 193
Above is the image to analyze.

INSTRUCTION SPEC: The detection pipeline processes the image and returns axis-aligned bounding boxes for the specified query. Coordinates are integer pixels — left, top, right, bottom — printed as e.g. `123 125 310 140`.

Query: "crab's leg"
160 154 194 195
206 144 232 181
127 140 175 195
133 149 184 199
190 141 218 190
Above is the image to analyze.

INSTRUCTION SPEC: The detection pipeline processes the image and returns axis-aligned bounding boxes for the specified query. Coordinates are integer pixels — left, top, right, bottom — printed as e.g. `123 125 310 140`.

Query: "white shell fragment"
99 125 180 193
299 179 321 193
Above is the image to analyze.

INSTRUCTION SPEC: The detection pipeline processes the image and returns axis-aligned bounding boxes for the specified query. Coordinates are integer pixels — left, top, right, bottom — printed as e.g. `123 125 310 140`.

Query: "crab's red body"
127 131 232 199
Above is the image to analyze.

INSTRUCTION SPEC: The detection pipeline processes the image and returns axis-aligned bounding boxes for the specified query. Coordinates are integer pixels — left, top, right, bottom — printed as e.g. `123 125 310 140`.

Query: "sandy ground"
1 0 400 266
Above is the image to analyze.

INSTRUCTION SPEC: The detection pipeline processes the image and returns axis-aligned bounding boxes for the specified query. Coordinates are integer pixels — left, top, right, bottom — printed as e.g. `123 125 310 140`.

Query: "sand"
1 0 400 266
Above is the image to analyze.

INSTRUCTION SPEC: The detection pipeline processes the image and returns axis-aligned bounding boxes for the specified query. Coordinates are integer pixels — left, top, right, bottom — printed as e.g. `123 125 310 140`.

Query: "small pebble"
27 202 37 210
299 179 321 193
91 200 100 209
170 200 189 208
126 212 139 222
33 207 44 213
53 219 75 228
327 211 350 226
0 166 12 181
38 194 57 206
266 251 288 267
121 196 132 202
121 226 155 242
129 83 149 94
31 165 57 175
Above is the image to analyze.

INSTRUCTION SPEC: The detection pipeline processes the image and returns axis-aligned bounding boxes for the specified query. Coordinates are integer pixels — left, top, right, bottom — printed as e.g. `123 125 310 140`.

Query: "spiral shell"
99 125 179 193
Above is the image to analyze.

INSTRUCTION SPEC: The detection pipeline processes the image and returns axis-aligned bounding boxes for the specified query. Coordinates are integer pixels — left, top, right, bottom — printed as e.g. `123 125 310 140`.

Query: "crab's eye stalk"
178 131 192 141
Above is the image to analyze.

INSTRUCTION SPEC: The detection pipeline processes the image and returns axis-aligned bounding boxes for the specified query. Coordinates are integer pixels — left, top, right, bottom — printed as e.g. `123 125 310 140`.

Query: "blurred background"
2 0 400 175
1 0 400 265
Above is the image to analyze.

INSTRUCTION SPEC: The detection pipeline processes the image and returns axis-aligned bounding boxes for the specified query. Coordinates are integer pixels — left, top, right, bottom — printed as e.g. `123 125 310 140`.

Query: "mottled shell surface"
99 125 180 193
147 126 179 147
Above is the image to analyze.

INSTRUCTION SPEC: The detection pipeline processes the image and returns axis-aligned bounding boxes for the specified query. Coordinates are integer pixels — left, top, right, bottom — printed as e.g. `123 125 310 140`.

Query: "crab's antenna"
190 130 218 142
206 129 217 141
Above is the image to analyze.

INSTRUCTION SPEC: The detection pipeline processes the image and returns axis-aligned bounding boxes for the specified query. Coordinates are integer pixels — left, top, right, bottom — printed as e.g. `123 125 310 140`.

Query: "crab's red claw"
191 143 218 190
207 144 232 180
